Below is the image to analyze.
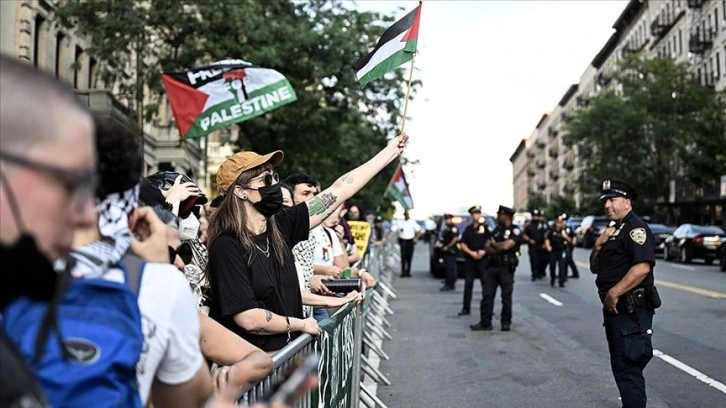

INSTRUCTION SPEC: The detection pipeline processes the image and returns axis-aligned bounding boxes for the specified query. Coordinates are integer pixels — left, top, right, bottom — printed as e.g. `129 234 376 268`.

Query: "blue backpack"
2 254 146 408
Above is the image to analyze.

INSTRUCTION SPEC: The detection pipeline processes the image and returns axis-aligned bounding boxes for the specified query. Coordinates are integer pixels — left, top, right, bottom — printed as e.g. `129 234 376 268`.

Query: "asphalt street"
375 243 726 408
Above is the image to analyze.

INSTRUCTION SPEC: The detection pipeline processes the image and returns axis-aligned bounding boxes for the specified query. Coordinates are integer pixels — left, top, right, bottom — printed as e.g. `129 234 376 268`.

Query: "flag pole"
399 53 416 135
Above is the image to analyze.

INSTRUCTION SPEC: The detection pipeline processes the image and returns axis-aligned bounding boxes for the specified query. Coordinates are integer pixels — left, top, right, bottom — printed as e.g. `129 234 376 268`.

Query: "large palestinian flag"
352 2 422 88
386 163 414 210
161 59 297 139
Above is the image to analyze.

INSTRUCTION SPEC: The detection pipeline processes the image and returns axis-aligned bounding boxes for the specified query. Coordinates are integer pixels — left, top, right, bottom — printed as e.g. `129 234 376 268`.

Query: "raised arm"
304 135 407 229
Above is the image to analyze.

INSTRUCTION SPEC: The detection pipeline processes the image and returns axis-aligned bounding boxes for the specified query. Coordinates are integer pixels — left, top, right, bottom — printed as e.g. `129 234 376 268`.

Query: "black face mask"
0 171 59 309
252 183 284 218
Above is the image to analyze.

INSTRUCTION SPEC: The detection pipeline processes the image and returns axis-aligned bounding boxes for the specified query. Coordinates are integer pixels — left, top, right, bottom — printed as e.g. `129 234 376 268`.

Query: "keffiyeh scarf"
60 185 139 279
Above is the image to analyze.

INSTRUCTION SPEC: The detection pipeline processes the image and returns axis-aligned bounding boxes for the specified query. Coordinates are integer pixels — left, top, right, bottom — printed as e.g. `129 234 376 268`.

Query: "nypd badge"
629 228 646 245
603 180 611 190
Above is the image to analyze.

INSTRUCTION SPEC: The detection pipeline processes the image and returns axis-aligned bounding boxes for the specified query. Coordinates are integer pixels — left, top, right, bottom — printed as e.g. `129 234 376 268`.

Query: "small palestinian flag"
353 2 422 88
386 163 414 210
161 59 297 139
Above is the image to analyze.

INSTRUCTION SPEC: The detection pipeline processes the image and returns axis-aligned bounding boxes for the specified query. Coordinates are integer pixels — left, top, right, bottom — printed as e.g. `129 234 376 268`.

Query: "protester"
0 54 98 407
207 134 407 353
66 117 213 407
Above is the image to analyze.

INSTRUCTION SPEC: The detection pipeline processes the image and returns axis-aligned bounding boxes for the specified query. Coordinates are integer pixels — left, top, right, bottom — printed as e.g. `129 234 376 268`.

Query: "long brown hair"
207 163 289 276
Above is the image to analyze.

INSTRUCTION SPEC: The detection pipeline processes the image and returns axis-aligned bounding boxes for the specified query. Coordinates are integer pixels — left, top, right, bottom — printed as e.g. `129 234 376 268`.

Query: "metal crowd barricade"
238 238 400 408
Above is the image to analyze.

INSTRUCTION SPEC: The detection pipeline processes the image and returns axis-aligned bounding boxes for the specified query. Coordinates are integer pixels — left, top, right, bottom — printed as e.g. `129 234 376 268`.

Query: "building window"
678 29 682 55
33 14 46 67
74 46 83 88
716 52 721 78
88 57 97 89
55 32 66 78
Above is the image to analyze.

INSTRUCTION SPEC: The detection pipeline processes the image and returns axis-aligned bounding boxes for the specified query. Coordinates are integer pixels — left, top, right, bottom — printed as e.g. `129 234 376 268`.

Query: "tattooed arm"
232 309 319 336
305 134 408 229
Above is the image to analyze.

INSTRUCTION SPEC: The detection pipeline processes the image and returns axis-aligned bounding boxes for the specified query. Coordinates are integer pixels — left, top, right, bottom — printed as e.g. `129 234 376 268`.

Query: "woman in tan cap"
206 134 408 353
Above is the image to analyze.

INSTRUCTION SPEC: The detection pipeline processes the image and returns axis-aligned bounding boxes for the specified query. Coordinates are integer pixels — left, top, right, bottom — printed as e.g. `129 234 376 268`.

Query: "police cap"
497 205 515 217
599 179 638 201
531 208 542 216
443 213 453 219
468 205 482 214
374 215 384 223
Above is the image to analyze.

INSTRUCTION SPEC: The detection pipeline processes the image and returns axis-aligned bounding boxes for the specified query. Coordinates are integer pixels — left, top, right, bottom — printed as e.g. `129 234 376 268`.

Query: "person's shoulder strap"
120 253 145 296
323 227 334 246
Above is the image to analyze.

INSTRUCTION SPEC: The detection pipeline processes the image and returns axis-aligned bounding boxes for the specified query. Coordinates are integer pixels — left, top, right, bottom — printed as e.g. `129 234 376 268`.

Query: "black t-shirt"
439 225 459 253
594 211 655 294
460 223 489 259
208 203 310 352
524 221 547 246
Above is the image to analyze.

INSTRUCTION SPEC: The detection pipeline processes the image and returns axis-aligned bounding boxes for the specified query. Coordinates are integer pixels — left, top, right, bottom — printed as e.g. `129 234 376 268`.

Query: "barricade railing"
238 239 400 408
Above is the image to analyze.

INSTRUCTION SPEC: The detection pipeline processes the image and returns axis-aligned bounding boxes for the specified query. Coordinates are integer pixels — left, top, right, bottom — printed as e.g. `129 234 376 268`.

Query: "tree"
54 0 420 210
564 54 726 217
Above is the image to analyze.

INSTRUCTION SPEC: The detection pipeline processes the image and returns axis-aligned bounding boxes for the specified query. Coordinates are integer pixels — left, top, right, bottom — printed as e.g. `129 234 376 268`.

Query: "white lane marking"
539 293 563 307
653 349 726 394
670 264 696 271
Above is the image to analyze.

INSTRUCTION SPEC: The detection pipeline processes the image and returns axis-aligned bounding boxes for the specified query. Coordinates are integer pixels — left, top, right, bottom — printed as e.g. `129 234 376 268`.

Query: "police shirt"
593 211 655 294
439 224 459 253
545 228 568 251
524 221 547 246
460 222 489 259
491 223 523 256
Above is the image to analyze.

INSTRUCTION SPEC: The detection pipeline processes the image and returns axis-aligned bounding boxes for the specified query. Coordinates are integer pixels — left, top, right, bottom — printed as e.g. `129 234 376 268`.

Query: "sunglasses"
0 150 98 213
167 243 193 265
242 172 279 190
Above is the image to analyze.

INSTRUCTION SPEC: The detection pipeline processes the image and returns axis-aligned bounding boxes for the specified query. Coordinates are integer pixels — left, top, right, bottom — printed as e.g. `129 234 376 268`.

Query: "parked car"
647 223 676 256
576 215 611 249
663 224 726 264
428 212 496 278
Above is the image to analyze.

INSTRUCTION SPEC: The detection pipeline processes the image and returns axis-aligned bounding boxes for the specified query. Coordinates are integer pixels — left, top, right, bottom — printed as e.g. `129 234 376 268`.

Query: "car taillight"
692 236 704 244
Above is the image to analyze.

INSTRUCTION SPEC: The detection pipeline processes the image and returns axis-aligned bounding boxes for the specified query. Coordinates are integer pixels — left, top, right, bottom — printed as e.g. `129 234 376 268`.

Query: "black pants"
443 252 457 287
399 239 415 276
549 249 567 286
479 265 513 325
462 258 485 311
603 306 654 408
528 245 547 279
565 246 579 277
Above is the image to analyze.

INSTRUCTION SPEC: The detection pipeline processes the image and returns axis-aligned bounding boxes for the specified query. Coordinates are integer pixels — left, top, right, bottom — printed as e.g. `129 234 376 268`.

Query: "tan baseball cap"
216 150 284 193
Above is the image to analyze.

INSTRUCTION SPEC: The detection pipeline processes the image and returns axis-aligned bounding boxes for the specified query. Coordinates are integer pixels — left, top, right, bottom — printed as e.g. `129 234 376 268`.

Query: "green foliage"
53 0 420 211
564 54 726 216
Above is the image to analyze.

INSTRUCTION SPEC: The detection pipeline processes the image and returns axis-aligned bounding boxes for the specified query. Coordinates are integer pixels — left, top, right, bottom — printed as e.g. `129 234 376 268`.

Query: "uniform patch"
630 228 646 245
513 228 521 236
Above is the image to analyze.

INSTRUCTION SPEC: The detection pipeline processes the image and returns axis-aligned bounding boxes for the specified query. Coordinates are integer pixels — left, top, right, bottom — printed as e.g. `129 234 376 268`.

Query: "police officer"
590 179 660 408
544 215 570 288
438 214 459 291
523 209 548 281
560 213 579 278
471 205 522 331
458 206 490 315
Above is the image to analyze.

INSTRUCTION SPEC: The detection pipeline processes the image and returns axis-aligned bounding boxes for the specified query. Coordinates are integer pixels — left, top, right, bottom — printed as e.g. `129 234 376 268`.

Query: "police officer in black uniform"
544 215 570 288
590 179 660 408
523 209 548 281
458 205 490 316
560 213 580 278
471 205 522 331
439 214 459 291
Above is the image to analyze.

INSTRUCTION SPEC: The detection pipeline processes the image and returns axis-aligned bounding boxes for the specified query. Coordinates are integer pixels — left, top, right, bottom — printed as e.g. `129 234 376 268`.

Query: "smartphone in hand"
262 353 320 405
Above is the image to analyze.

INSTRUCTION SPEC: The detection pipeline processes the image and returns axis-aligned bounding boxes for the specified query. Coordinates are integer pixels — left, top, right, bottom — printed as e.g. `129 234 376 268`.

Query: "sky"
350 0 628 219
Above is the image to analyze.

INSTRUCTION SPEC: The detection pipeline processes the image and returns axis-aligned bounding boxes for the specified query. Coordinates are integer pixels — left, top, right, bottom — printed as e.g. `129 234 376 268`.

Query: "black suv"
428 212 496 278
